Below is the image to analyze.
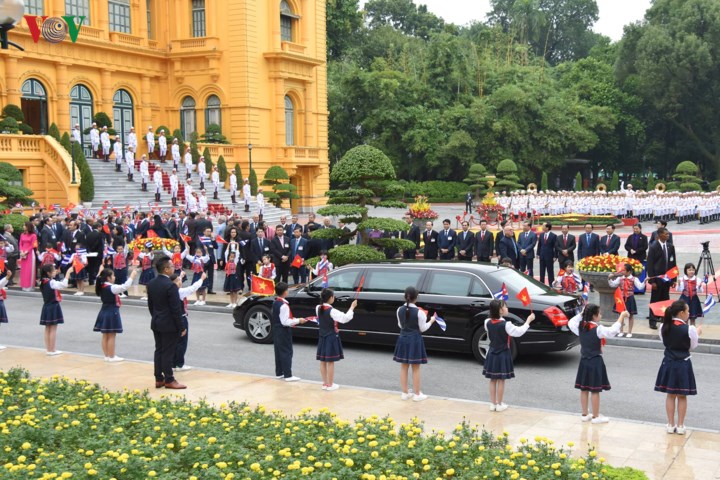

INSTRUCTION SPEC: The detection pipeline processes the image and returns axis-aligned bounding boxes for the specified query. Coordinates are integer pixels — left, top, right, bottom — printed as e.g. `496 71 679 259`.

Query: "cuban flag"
51 204 61 211
321 273 329 288
493 282 509 301
581 282 590 302
104 246 116 257
61 254 72 266
433 313 447 332
199 235 212 245
703 294 716 315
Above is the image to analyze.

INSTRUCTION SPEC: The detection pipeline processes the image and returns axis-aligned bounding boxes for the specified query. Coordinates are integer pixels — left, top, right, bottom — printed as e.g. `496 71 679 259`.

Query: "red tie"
481 231 484 241
606 236 610 246
564 235 567 247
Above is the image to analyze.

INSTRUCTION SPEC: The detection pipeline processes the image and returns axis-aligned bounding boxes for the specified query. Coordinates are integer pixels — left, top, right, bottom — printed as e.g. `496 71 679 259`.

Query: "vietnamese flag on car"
613 287 626 313
649 299 675 317
543 306 568 327
515 287 531 307
291 254 304 268
251 275 275 296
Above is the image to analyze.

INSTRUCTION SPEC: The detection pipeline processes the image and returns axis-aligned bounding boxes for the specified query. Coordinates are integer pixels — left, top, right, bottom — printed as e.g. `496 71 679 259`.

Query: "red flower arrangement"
407 195 438 220
576 255 643 275
128 237 179 251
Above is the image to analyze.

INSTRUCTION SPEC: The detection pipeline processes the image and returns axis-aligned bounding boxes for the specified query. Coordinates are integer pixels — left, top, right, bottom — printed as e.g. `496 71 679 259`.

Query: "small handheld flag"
515 287 531 307
703 294 716 315
662 266 680 282
649 299 674 317
581 282 589 302
321 272 329 288
306 316 319 324
291 254 304 269
433 313 447 332
251 275 275 296
0 258 5 272
179 233 192 243
215 235 228 245
72 255 84 274
613 287 626 313
146 230 159 239
199 235 212 245
493 283 509 301
616 262 626 273
355 274 365 300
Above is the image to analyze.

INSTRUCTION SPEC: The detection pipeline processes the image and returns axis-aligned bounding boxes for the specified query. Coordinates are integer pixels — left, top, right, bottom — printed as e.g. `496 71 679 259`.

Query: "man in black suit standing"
270 225 291 283
421 221 439 260
401 216 420 259
599 224 620 255
147 257 186 389
650 220 674 245
85 222 104 285
250 227 270 270
554 224 575 271
517 221 537 275
135 213 150 238
536 222 557 285
303 213 321 235
337 221 352 245
289 226 308 284
646 227 676 330
474 220 494 263
577 223 600 260
456 221 475 261
497 225 520 268
437 219 457 260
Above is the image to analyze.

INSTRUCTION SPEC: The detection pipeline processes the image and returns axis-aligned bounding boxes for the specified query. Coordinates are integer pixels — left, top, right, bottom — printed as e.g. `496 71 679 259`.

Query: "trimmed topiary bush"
463 163 490 198
541 171 549 191
674 161 703 192
1 104 24 122
610 171 619 191
0 117 19 133
217 155 228 182
48 123 61 142
494 159 523 191
202 123 228 144
249 168 258 196
72 142 94 202
0 213 29 234
261 165 298 208
189 132 200 165
574 172 583 191
234 163 243 182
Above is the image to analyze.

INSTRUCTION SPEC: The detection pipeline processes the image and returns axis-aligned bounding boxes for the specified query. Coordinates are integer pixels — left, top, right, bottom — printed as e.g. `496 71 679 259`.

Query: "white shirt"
169 174 179 189
72 129 82 143
140 161 149 176
184 152 193 167
146 132 155 145
90 128 100 144
48 278 70 290
105 278 134 295
153 170 163 185
257 192 265 208
230 175 237 190
113 141 122 157
100 131 110 146
278 298 300 327
316 304 354 324
128 132 137 149
125 151 135 168
158 135 167 149
243 184 251 198
395 303 432 332
483 317 531 337
171 144 180 160
198 195 208 211
198 162 207 177
211 171 220 184
179 278 205 300
568 314 622 339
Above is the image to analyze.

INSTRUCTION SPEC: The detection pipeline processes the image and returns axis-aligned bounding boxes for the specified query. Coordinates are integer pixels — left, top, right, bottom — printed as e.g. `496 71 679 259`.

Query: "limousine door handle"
470 301 486 307
336 296 351 301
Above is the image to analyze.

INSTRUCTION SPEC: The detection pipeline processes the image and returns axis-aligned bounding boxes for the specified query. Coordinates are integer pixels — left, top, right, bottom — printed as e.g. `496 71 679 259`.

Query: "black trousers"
519 256 534 275
273 327 293 378
403 250 416 260
649 280 671 325
275 262 289 283
204 261 215 292
539 256 554 285
173 316 189 368
439 251 455 260
290 266 307 284
153 330 179 383
87 257 102 285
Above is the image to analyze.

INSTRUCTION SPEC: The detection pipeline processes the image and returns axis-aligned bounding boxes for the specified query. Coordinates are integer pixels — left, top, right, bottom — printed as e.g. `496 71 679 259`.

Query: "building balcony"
109 32 145 48
169 37 221 56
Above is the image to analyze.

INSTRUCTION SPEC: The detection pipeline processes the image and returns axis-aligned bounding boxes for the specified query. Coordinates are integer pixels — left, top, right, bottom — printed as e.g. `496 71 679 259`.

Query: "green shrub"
602 466 650 480
680 182 702 192
574 172 583 191
646 174 656 191
674 161 702 191
2 104 24 122
72 142 94 202
172 129 185 151
249 168 258 196
0 213 29 234
327 244 386 266
494 159 523 191
18 123 33 134
0 162 23 182
217 155 228 182
189 132 200 165
155 125 171 137
0 162 34 209
48 123 61 142
709 179 720 191
261 165 298 208
541 171 549 191
201 123 228 143
463 163 490 198
233 163 242 182
392 180 469 202
0 117 19 133
610 171 619 191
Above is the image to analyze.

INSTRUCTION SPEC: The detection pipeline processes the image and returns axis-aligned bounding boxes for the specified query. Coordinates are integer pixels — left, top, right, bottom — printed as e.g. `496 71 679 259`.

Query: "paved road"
1 296 718 432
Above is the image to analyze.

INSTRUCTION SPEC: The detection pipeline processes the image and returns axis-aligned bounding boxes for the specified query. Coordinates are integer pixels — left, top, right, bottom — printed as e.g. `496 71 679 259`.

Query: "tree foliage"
261 166 299 208
249 169 258 196
494 159 524 191
327 0 363 60
0 162 34 209
574 171 582 191
217 155 228 182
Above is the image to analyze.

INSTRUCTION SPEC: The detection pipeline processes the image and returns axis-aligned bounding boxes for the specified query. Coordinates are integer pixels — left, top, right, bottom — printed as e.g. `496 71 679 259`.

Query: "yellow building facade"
0 0 329 211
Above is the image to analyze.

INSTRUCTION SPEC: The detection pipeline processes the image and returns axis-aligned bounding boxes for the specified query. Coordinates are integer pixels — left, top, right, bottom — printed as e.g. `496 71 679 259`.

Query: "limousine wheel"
471 328 518 363
245 306 273 344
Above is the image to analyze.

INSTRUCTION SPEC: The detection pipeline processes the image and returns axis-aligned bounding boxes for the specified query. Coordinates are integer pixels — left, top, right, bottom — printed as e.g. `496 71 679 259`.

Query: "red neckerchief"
42 252 56 266
142 255 151 270
673 318 687 326
587 322 606 347
225 262 236 274
192 257 204 273
104 282 121 307
114 254 126 269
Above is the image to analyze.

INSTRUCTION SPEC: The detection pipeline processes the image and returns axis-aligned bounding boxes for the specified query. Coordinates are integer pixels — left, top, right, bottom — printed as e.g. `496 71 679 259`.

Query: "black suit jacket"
421 230 439 259
474 229 494 260
650 230 674 245
577 232 600 259
536 231 557 259
624 233 648 262
599 234 620 255
39 225 57 250
497 235 519 266
85 230 103 255
147 274 184 333
135 219 150 238
554 233 576 263
303 221 321 235
402 224 421 250
250 237 271 264
270 235 291 265
456 230 475 259
646 241 676 281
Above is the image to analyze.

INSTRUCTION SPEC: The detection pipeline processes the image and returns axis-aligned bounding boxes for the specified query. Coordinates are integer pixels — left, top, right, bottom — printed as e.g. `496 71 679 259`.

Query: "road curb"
605 335 720 354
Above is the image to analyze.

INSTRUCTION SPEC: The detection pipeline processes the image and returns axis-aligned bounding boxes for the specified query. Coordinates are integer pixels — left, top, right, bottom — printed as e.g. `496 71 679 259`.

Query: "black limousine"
232 262 582 362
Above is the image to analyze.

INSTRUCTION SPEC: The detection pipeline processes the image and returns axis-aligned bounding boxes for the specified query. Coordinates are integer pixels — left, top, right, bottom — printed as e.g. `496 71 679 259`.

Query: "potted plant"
477 191 505 220
406 195 438 227
577 255 644 321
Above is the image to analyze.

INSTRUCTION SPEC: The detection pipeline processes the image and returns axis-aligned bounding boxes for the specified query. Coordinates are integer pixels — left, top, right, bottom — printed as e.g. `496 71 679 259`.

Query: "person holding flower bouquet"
608 264 646 337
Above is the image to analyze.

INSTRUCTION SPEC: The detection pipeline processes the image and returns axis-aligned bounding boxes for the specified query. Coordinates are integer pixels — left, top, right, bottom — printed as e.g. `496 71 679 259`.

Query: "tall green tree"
327 0 363 60
261 166 299 208
364 0 445 39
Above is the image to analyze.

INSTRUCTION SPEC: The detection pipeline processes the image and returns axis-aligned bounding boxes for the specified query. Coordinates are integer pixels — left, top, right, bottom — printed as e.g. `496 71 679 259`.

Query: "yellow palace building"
0 0 329 210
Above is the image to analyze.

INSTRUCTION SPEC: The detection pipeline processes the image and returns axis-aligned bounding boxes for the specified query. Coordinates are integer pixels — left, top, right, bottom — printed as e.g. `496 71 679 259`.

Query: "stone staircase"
86 154 290 222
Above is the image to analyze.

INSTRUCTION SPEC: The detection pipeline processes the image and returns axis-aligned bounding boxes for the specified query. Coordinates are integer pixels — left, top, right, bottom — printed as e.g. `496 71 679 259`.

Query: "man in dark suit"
401 216 420 259
39 218 57 250
554 224 575 270
577 223 600 260
305 224 322 259
289 226 308 284
650 220 674 245
421 221 439 260
85 223 104 285
51 215 65 245
270 225 291 283
517 221 537 275
250 227 271 269
437 219 457 260
135 213 150 238
319 217 336 252
337 221 352 245
497 226 519 268
303 213 321 235
64 220 86 254
646 227 676 329
599 224 620 255
286 215 301 239
624 224 648 262
147 257 186 389
383 229 403 259
474 220 494 263
456 221 475 261
536 222 557 285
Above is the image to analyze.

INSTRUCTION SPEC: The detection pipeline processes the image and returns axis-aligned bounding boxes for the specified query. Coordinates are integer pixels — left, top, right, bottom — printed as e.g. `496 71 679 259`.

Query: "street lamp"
69 136 77 184
0 0 26 51
248 143 253 173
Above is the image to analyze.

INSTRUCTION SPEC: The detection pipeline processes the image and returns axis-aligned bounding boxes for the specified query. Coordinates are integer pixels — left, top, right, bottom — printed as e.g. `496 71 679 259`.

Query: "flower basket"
407 195 439 226
578 255 644 322
128 237 178 252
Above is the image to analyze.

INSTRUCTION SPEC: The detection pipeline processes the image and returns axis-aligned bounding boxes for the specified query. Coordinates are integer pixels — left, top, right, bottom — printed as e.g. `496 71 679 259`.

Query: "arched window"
113 89 134 146
280 1 298 42
180 96 197 138
284 95 295 146
21 79 48 134
205 95 221 131
70 85 94 157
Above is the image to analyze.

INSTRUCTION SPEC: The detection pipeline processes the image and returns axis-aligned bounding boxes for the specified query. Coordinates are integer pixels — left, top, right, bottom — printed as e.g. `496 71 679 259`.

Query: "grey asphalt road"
1 295 718 431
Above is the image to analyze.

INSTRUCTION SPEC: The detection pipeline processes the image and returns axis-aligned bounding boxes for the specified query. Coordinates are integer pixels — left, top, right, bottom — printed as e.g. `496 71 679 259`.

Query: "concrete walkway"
1 347 718 480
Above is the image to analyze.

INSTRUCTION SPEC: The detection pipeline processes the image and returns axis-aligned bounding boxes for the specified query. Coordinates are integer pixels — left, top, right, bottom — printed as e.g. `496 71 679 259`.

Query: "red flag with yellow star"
251 275 275 296
613 287 626 313
649 299 675 317
516 287 531 307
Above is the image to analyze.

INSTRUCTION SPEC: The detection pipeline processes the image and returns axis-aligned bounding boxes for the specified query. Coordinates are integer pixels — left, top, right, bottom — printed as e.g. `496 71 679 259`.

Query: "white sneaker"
400 392 413 401
176 365 192 371
626 333 633 338
0 345 7 350
276 375 284 380
412 393 428 402
322 384 328 390
489 403 496 412
666 424 676 434
199 301 206 306
326 383 339 392
495 403 508 412
581 414 593 422
591 415 609 424
193 301 202 306
140 297 148 300
108 356 124 363
284 376 301 382
616 332 625 337
104 357 110 362
73 292 83 296
676 425 686 435
46 351 63 356
226 303 234 308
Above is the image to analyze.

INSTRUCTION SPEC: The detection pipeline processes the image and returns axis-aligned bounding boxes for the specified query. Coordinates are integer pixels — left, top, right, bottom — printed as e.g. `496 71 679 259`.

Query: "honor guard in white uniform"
146 127 155 158
72 124 82 145
198 190 208 212
243 178 251 212
187 192 198 213
125 147 135 182
184 179 194 205
211 166 220 199
197 156 207 190
170 169 179 206
184 147 193 179
113 137 123 172
256 188 265 219
89 123 100 158
158 130 168 163
128 126 138 152
229 172 238 204
100 126 111 162
171 138 180 170
139 155 150 192
153 167 163 202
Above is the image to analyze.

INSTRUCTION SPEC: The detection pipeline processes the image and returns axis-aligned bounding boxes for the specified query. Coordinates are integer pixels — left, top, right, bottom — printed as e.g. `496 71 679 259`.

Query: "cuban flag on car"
493 282 509 301
581 282 590 302
703 294 716 315
433 313 447 332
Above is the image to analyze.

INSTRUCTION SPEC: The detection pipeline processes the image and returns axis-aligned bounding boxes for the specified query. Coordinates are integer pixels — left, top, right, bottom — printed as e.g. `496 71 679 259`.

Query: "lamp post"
0 0 26 51
69 136 77 184
248 143 253 173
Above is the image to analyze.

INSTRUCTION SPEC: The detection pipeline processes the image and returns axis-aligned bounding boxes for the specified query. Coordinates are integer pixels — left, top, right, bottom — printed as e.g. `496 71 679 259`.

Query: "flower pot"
578 270 617 323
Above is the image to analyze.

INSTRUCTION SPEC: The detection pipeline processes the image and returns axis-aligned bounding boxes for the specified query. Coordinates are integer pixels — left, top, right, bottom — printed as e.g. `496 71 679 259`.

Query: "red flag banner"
146 230 158 239
616 262 626 273
103 224 111 235
664 266 680 280
355 274 365 300
215 235 228 245
290 254 304 268
73 255 84 274
180 233 192 243
133 248 141 266
613 287 626 313
0 258 5 272
516 287 532 307
543 306 568 327
251 275 275 296
649 299 675 317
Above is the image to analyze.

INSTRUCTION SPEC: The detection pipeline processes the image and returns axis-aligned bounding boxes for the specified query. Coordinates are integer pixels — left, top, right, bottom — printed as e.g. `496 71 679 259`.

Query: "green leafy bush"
201 123 229 144
233 163 243 182
202 147 213 172
72 142 94 202
1 104 24 122
249 168 258 196
48 123 61 142
18 123 33 135
646 174 656 191
610 171 619 192
574 172 583 191
261 165 298 208
674 161 703 192
602 466 650 480
0 117 19 133
189 132 200 165
396 181 469 202
217 155 228 182
709 179 720 191
0 213 29 234
327 244 386 266
494 159 523 191
541 171 549 191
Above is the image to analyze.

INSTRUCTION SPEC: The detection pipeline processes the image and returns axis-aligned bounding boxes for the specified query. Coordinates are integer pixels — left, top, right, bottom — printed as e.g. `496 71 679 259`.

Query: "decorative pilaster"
4 55 21 106
55 63 71 126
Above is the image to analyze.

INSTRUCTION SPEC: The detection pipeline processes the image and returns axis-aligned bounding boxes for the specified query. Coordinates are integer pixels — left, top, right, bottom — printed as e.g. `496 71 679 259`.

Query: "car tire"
471 327 518 364
244 306 273 344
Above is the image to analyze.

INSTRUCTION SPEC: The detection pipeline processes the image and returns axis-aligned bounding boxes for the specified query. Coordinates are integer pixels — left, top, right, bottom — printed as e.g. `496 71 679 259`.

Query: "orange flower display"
128 237 179 251
577 255 643 275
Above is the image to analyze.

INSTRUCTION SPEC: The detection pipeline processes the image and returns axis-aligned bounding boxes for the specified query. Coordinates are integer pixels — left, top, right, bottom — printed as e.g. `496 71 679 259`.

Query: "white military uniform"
171 143 180 168
186 193 198 212
229 173 238 203
211 170 220 198
125 150 135 179
256 191 265 215
197 160 207 188
72 127 82 144
113 140 123 170
146 131 155 155
158 134 167 159
100 130 111 156
184 182 193 200
153 169 163 194
139 158 150 188
89 127 100 155
170 173 179 198
243 182 251 208
184 151 193 178
128 131 138 151
198 193 208 212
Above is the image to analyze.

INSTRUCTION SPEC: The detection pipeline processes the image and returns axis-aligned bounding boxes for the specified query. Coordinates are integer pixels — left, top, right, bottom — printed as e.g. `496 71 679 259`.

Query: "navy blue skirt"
0 300 7 323
139 268 156 285
71 268 88 281
614 295 638 315
223 273 241 292
317 333 344 362
192 271 208 290
680 295 703 318
40 302 64 326
393 331 428 364
575 356 611 392
93 305 123 333
654 354 697 396
114 268 128 285
483 348 515 379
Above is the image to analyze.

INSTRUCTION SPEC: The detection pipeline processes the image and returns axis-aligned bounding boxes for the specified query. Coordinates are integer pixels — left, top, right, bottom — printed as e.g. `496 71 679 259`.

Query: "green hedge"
537 215 621 226
389 180 469 202
0 213 29 234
